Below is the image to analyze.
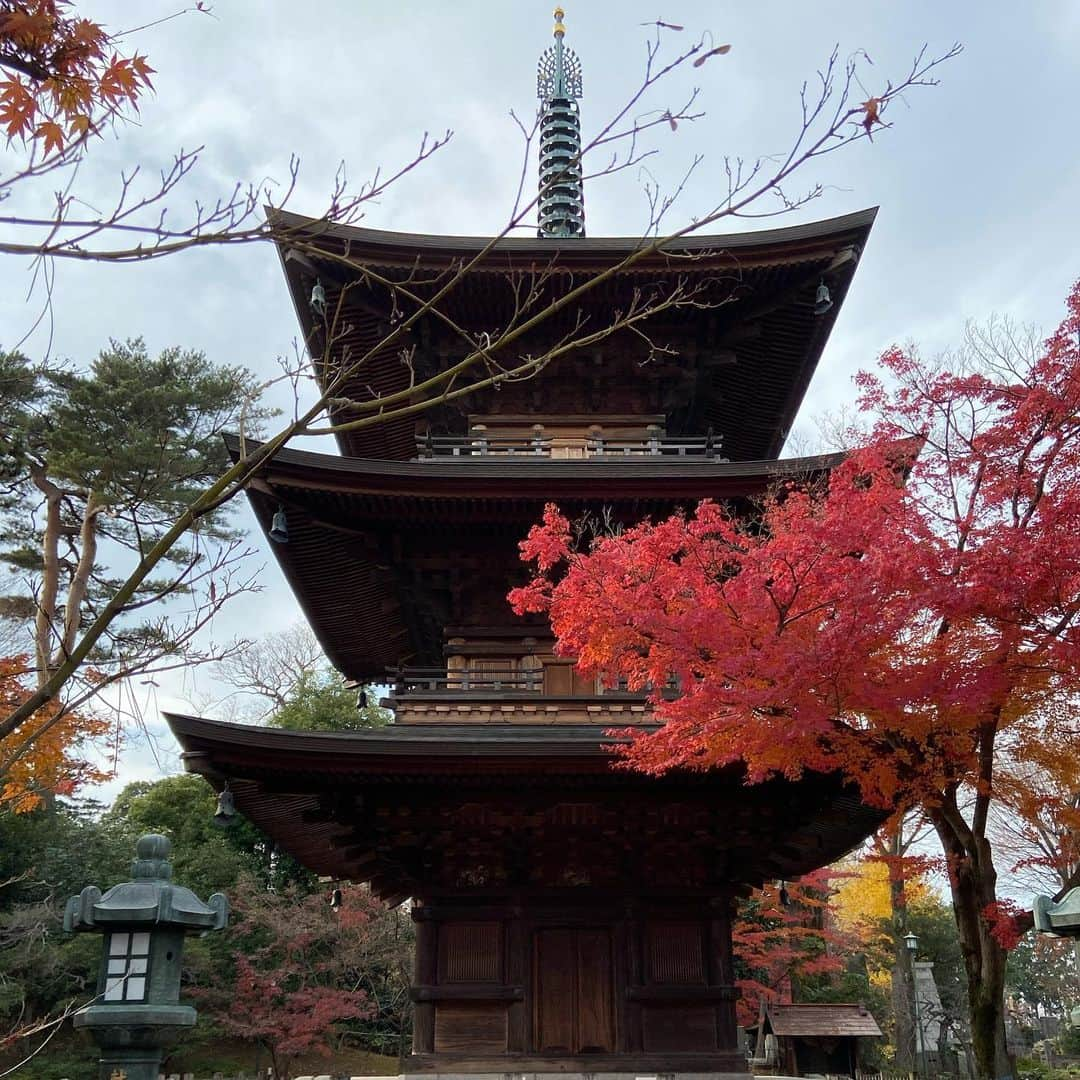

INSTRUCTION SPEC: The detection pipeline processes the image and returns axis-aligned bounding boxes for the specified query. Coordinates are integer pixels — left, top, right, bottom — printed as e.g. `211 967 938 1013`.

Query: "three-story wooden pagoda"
167 13 883 1077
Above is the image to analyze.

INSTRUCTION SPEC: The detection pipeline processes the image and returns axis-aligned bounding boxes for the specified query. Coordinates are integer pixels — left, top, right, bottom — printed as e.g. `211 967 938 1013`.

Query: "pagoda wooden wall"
410 892 744 1073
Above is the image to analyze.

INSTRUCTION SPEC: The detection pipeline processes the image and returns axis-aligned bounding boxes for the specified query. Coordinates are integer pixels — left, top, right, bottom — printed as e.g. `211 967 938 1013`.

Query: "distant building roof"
764 1004 884 1038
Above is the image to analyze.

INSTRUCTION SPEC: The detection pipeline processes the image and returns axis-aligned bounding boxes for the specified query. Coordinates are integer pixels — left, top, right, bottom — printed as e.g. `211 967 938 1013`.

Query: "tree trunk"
59 490 99 661
931 802 1013 1080
892 959 917 1072
889 827 917 1071
29 466 62 688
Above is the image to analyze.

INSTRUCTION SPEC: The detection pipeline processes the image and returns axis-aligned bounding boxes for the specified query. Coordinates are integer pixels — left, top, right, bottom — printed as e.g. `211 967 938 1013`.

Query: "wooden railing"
387 666 679 697
388 667 544 694
587 432 725 458
416 434 553 457
414 432 726 459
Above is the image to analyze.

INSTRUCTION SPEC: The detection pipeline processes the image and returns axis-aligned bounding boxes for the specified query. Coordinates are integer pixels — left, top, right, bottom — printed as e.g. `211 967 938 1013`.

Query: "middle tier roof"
236 436 845 680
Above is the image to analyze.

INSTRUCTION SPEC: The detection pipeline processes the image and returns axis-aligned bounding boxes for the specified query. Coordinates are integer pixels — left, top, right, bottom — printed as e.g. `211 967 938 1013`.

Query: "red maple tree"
197 879 376 1080
732 870 850 1026
512 281 1080 1079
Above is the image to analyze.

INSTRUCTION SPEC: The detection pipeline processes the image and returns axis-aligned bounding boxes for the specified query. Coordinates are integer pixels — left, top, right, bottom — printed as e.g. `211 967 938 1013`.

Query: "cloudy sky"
3 1 1078 791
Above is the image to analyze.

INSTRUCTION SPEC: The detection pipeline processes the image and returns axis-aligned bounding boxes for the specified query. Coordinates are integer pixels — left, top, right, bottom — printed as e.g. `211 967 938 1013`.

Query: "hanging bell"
813 280 833 316
310 280 327 317
213 786 236 827
269 505 289 544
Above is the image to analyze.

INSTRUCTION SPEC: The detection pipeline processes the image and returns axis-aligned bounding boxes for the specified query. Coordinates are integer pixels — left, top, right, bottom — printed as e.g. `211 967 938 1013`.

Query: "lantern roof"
64 834 229 933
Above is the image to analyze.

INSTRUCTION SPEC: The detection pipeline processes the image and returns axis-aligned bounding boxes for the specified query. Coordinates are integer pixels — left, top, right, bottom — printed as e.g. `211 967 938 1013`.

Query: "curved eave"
270 208 875 461
169 712 642 775
166 713 885 893
231 437 849 680
229 434 846 503
268 206 878 267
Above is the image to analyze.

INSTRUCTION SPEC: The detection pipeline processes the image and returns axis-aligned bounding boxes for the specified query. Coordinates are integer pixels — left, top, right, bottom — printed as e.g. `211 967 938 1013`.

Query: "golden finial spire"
536 6 585 237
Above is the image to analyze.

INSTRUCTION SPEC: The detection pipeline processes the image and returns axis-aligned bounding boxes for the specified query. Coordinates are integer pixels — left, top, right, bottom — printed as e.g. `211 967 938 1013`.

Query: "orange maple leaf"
0 655 112 813
35 119 64 155
0 80 37 139
0 5 151 146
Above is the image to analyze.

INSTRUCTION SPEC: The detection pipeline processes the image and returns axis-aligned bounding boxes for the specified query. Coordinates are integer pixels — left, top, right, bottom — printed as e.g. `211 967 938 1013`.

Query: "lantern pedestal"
77 1004 196 1080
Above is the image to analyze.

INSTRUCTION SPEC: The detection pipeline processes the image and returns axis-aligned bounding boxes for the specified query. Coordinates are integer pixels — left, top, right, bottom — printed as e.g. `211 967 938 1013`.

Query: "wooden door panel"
570 666 597 695
577 930 615 1052
534 929 576 1053
543 663 572 695
434 1004 508 1053
534 927 615 1055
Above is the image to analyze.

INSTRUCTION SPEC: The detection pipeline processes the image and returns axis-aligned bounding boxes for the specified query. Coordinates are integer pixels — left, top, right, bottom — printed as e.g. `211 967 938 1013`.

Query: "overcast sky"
4 2 1078 793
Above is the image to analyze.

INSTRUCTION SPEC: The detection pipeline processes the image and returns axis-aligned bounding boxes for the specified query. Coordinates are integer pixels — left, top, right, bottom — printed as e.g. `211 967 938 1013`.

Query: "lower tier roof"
167 713 883 903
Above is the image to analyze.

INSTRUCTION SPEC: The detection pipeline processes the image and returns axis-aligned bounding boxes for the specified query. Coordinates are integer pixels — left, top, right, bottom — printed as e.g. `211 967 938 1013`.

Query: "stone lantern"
64 833 228 1080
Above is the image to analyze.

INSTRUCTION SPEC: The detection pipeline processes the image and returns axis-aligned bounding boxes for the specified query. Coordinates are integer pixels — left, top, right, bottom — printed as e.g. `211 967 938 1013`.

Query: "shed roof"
765 1004 884 1038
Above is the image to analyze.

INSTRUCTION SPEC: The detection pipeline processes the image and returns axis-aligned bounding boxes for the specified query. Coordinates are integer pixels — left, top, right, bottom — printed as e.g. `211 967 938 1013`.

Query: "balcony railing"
417 435 553 458
387 666 678 697
388 667 544 694
414 432 726 460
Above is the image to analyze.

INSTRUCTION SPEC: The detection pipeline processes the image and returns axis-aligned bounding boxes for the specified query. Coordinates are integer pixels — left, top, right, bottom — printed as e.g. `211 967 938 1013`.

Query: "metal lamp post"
905 931 924 1080
64 833 228 1080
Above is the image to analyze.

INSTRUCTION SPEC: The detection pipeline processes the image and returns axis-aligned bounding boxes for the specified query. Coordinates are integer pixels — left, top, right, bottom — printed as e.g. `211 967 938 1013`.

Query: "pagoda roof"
234 437 847 679
270 207 876 462
270 205 877 263
236 434 846 502
165 713 884 898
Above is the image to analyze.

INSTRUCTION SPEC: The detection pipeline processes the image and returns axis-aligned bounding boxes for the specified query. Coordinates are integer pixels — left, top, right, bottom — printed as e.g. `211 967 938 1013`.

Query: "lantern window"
103 931 151 1002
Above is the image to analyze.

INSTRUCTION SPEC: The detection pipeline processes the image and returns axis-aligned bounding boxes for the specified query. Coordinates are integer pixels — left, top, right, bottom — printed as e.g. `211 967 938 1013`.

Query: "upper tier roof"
270 207 876 462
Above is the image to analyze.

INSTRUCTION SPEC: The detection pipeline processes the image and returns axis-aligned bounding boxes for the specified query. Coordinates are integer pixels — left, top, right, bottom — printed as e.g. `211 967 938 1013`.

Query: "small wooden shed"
750 1003 884 1077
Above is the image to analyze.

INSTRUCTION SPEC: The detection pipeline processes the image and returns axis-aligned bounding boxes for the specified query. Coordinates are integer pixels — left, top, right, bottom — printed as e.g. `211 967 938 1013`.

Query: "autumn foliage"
0 1 153 153
832 853 928 942
512 280 1080 814
513 281 1080 1079
196 878 378 1079
0 654 110 812
732 870 850 1026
